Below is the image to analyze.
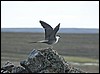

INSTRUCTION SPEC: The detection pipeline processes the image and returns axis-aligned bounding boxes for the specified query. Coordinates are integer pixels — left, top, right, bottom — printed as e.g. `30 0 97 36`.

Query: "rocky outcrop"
1 48 86 73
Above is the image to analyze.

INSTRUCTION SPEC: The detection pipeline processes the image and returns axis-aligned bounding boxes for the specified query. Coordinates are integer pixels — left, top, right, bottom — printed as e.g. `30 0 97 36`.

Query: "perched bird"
30 20 60 48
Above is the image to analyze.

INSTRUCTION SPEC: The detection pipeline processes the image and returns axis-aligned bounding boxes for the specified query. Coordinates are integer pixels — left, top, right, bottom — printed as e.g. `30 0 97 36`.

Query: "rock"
1 61 28 73
1 48 86 73
1 61 14 73
20 49 51 73
12 66 29 73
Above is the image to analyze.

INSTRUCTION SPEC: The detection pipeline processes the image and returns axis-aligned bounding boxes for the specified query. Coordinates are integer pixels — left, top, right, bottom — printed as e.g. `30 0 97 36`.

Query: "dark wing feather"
39 20 53 40
49 23 60 40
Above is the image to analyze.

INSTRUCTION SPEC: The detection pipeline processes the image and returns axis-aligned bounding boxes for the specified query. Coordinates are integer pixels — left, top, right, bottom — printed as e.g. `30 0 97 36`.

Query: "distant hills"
1 28 99 33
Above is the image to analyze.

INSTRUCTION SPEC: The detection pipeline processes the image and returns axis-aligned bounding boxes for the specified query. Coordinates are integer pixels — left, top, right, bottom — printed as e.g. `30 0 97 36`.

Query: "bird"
30 20 60 48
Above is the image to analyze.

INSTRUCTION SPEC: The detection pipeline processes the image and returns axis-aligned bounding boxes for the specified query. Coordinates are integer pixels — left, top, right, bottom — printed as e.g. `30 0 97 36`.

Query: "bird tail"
29 40 48 44
28 41 38 43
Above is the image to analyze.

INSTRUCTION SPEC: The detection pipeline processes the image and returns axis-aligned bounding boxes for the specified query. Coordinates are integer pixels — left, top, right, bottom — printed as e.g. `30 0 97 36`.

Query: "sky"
1 1 99 28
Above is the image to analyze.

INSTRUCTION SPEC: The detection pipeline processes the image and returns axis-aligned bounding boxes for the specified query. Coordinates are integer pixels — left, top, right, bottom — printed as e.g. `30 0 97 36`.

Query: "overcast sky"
1 1 99 28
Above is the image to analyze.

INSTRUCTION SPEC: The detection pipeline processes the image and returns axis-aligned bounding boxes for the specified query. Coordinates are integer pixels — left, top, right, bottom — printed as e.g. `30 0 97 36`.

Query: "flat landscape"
1 32 99 73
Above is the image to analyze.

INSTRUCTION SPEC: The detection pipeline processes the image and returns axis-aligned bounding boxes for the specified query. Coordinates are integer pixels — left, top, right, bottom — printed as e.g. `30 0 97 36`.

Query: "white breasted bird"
30 20 61 48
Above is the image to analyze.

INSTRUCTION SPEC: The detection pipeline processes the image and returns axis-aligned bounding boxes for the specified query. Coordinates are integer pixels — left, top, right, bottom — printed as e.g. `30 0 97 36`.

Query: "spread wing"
49 23 60 40
39 20 53 40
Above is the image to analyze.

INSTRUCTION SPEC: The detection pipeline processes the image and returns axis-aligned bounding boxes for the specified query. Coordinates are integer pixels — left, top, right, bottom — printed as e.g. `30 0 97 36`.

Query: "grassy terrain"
1 32 99 73
63 56 99 63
